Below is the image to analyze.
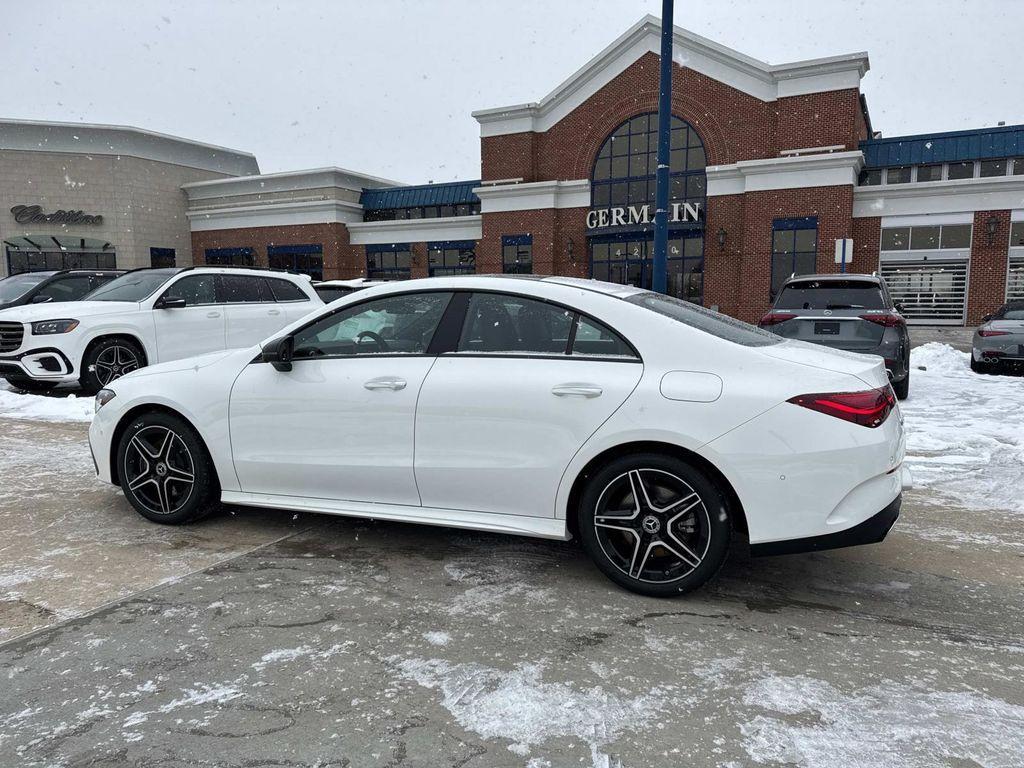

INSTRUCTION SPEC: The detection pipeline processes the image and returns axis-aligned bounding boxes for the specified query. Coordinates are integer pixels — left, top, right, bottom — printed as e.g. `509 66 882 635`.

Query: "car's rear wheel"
80 337 144 394
116 412 219 525
969 357 992 374
3 376 58 393
892 371 909 400
577 453 731 597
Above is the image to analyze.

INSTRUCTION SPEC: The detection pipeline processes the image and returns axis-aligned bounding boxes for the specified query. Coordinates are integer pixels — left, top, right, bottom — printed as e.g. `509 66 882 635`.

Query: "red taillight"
787 387 896 428
978 329 1010 337
859 313 905 327
759 312 797 327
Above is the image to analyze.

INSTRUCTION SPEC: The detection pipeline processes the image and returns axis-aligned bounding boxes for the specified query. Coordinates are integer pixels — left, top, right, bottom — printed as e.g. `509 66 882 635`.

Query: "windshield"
625 292 780 347
995 302 1024 320
776 280 886 311
0 273 49 302
83 270 177 302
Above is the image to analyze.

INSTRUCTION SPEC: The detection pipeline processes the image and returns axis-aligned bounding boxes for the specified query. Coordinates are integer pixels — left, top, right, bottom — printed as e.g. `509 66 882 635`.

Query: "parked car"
89 276 910 597
759 274 911 399
313 277 391 303
971 300 1024 374
0 267 322 393
0 269 124 312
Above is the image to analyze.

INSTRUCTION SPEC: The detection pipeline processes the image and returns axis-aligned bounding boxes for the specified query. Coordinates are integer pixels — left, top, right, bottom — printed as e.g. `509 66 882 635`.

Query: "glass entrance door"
590 233 704 304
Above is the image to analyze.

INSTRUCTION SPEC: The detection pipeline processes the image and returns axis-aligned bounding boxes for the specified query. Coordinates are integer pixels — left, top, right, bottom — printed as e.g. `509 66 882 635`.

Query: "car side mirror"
981 313 993 323
30 295 54 304
893 301 905 314
262 336 294 372
155 296 187 309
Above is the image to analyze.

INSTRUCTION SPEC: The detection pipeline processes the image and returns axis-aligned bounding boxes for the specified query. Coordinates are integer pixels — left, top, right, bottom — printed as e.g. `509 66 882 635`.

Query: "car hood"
759 339 889 389
115 348 244 382
0 300 140 322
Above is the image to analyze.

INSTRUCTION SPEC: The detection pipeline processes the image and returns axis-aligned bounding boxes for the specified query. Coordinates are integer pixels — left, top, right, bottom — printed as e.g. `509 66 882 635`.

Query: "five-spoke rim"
123 426 196 515
593 468 711 584
93 345 140 386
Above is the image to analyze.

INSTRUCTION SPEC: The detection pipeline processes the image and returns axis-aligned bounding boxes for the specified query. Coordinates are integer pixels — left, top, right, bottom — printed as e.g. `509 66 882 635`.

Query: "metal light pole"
651 0 674 295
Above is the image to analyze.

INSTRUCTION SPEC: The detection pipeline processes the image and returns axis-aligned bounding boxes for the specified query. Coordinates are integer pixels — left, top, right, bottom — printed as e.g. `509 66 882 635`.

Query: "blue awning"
360 180 480 210
861 124 1024 168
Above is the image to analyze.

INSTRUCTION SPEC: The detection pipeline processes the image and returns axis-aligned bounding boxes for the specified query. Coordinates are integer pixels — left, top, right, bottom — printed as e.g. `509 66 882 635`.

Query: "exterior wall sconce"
717 227 727 250
986 214 1000 245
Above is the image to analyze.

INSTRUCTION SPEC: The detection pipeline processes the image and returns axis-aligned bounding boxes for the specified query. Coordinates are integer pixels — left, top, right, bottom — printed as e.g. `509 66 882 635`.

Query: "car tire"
892 371 909 400
116 411 219 525
969 357 991 375
577 453 731 597
80 337 144 394
3 376 57 393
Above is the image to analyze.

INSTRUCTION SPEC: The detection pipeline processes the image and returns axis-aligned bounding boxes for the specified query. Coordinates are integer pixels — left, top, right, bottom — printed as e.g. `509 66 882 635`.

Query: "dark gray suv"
759 274 911 399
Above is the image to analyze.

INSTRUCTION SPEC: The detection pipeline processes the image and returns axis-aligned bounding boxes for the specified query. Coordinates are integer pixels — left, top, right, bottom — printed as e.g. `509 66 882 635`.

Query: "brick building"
181 16 1024 326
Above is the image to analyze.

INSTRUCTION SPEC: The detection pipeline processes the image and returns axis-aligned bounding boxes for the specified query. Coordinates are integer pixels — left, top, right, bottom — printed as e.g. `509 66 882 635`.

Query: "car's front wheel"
80 337 144 394
892 370 910 400
116 411 219 524
577 453 731 597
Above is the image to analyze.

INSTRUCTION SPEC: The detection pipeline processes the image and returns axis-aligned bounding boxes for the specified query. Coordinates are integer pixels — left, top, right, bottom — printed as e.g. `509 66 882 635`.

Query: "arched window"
591 113 706 209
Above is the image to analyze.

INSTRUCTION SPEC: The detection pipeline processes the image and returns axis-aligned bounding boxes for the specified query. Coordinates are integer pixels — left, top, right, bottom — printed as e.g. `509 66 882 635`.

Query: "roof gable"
473 15 869 137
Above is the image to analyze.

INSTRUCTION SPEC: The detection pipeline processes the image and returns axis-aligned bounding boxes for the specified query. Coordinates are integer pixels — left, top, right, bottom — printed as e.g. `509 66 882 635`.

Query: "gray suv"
971 300 1024 374
759 274 911 399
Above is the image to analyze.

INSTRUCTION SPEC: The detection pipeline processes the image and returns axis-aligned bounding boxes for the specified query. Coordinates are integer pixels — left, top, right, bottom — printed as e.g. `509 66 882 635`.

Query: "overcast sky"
3 1 1021 183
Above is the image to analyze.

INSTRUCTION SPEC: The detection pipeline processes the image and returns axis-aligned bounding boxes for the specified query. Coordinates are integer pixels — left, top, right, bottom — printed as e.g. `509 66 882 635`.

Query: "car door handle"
268 309 281 316
364 377 407 391
206 311 221 318
552 383 603 398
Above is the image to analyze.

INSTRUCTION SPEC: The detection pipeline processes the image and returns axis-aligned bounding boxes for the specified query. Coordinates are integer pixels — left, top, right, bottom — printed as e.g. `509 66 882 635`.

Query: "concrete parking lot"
1 336 1022 767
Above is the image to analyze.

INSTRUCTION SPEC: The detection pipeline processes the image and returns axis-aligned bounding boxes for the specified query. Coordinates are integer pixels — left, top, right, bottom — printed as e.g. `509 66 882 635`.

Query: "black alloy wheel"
80 337 143 393
578 453 730 597
117 412 218 524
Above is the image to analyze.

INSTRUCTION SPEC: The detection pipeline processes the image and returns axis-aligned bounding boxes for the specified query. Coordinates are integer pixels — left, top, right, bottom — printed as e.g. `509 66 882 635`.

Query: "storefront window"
268 244 323 280
770 218 818 299
366 244 412 280
502 235 533 274
886 166 911 184
881 224 972 252
979 160 1007 177
917 164 942 182
6 249 116 274
150 248 176 268
428 241 475 276
591 113 706 209
205 247 255 266
947 161 975 180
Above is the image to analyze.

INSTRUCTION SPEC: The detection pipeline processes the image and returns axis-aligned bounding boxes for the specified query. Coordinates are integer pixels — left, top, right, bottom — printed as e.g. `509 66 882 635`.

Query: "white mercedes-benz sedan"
88 275 911 597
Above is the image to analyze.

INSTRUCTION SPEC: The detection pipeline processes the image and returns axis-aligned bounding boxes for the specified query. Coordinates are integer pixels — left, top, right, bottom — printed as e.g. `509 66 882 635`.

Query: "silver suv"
759 273 911 399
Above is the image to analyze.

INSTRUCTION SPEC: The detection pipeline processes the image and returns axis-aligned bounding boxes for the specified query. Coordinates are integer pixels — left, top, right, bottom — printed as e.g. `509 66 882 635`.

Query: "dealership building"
5 16 1024 325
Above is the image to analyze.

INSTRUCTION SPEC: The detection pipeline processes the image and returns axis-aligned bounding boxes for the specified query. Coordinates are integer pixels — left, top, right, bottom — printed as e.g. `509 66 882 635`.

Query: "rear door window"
571 316 637 359
775 280 886 310
220 275 270 303
457 293 573 355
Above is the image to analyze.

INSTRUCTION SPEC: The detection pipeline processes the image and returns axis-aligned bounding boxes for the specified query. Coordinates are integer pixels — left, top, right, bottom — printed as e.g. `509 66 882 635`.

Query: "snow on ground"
740 674 1024 768
901 343 1023 514
393 657 664 766
0 380 93 423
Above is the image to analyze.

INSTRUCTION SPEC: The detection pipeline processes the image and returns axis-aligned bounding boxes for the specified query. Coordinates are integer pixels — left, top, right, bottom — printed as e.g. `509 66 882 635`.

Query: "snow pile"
394 658 662 766
741 674 1024 767
0 380 93 423
901 343 1024 514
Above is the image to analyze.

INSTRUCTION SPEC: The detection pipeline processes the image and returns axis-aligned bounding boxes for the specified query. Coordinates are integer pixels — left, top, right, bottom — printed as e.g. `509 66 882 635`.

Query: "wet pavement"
1 417 1023 767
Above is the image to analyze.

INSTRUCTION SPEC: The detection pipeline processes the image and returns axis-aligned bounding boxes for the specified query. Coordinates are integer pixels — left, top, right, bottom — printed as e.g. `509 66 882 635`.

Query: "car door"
151 273 226 362
266 276 319 322
220 274 288 348
228 290 453 505
414 291 644 517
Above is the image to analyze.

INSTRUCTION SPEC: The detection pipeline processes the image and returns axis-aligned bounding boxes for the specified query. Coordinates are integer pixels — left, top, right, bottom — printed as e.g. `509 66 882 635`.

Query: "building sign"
10 205 103 226
586 201 702 230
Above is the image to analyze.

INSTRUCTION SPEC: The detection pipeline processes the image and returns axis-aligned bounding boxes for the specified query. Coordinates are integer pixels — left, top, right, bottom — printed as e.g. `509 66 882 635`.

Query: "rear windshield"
995 302 1024 320
625 292 780 347
776 280 886 310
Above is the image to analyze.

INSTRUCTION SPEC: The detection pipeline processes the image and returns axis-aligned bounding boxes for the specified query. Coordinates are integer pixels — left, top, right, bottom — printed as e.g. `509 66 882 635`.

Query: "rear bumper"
751 493 901 556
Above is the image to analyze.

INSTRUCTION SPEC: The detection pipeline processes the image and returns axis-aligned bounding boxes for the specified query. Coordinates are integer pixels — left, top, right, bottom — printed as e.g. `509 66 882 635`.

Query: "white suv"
0 267 322 393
